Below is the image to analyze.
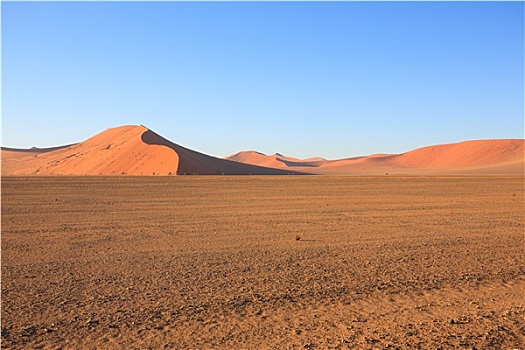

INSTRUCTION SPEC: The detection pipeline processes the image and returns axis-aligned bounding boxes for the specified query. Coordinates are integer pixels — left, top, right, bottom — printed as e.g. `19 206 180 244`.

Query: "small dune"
225 151 325 169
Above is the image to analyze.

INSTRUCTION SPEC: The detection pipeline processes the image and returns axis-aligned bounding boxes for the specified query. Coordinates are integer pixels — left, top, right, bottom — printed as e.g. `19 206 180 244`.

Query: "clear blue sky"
2 1 523 159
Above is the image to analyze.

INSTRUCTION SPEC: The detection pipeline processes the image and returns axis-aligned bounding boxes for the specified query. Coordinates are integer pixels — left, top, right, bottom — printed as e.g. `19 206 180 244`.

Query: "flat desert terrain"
2 176 524 349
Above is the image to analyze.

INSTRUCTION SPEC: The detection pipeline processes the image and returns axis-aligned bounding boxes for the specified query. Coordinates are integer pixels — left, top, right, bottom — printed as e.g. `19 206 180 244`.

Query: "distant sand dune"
390 139 524 168
227 140 524 175
2 125 523 175
225 151 325 169
1 145 76 161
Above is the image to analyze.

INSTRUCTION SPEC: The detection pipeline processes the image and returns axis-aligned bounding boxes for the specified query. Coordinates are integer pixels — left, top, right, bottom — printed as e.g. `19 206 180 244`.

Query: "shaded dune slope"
141 130 302 175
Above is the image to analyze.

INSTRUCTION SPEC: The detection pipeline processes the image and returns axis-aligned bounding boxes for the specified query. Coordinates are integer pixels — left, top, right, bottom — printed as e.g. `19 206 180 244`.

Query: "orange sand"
1 126 298 176
2 125 523 175
227 140 524 175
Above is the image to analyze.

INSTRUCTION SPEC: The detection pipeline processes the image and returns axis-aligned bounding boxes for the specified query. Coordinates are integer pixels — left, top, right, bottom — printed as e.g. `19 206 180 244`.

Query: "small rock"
86 319 99 326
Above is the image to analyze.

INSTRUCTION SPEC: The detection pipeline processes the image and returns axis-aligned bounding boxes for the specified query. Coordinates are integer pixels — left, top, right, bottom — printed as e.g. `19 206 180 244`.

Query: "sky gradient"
2 2 524 159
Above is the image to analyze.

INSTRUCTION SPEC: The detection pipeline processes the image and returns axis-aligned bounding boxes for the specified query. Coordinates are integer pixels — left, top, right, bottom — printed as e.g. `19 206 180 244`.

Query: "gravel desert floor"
1 176 524 349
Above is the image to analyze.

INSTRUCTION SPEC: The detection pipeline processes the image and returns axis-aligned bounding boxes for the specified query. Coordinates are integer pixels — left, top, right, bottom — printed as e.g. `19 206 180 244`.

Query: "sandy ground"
1 176 524 349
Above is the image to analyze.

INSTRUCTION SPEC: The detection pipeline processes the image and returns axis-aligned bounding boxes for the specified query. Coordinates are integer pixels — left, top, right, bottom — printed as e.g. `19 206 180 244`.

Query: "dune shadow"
141 129 311 175
279 159 321 168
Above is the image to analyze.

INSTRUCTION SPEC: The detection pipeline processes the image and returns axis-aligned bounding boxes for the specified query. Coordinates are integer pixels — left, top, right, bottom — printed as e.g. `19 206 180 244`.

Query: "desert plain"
1 175 524 349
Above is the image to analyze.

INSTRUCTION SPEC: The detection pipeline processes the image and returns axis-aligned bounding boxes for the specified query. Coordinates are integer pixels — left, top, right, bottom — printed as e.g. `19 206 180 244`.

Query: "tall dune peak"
2 124 300 176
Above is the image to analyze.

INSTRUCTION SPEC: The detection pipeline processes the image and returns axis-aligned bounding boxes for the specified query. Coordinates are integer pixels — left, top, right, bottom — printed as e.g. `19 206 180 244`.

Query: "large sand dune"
1 125 179 175
227 139 524 175
2 125 523 175
1 125 299 176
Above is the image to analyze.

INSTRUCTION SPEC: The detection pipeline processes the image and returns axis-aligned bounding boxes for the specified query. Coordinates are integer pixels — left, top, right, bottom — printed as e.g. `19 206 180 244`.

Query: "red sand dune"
2 125 523 175
1 125 300 176
392 139 523 168
227 140 524 175
225 151 327 168
2 126 178 175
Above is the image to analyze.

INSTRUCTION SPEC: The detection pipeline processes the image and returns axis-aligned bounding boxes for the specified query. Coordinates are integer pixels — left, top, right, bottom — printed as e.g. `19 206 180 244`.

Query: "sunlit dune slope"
2 126 178 175
390 139 524 168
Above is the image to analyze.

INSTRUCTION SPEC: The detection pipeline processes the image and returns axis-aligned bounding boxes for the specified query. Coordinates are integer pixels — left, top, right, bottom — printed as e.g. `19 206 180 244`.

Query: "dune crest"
2 125 179 175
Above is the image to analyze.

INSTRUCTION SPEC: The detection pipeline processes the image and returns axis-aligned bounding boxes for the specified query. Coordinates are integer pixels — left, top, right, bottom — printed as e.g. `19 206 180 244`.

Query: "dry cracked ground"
1 176 524 349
